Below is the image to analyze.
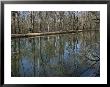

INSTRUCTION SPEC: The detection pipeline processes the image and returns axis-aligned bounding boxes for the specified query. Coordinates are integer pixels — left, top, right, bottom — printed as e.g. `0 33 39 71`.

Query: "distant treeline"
11 11 100 34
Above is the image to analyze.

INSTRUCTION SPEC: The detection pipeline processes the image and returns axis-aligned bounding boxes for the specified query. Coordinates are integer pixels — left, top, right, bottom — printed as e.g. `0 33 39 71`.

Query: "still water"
11 31 100 77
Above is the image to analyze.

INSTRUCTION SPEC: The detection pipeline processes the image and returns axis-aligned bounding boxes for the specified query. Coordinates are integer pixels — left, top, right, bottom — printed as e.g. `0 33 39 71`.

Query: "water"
11 31 100 77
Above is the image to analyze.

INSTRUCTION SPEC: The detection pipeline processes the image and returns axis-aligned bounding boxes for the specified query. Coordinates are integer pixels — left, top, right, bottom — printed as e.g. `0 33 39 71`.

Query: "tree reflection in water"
11 31 100 77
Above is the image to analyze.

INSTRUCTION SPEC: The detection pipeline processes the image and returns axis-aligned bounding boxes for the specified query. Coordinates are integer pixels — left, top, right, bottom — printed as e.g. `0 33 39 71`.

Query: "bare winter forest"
11 11 99 34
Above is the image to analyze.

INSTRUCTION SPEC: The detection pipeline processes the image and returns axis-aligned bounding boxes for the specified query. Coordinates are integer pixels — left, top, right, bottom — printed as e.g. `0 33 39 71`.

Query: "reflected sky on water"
11 31 100 77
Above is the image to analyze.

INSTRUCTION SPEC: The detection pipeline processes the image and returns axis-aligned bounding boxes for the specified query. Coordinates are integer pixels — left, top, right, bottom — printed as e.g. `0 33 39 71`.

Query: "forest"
11 11 100 34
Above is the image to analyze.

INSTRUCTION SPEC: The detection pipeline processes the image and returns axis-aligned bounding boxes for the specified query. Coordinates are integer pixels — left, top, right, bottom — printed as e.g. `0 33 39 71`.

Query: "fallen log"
11 30 99 38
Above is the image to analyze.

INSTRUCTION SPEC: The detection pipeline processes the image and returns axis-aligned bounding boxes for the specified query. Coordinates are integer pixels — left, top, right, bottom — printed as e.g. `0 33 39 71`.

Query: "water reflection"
11 31 100 77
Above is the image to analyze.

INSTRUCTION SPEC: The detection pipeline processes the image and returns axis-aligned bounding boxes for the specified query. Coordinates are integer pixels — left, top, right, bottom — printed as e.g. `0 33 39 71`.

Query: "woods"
11 11 100 34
